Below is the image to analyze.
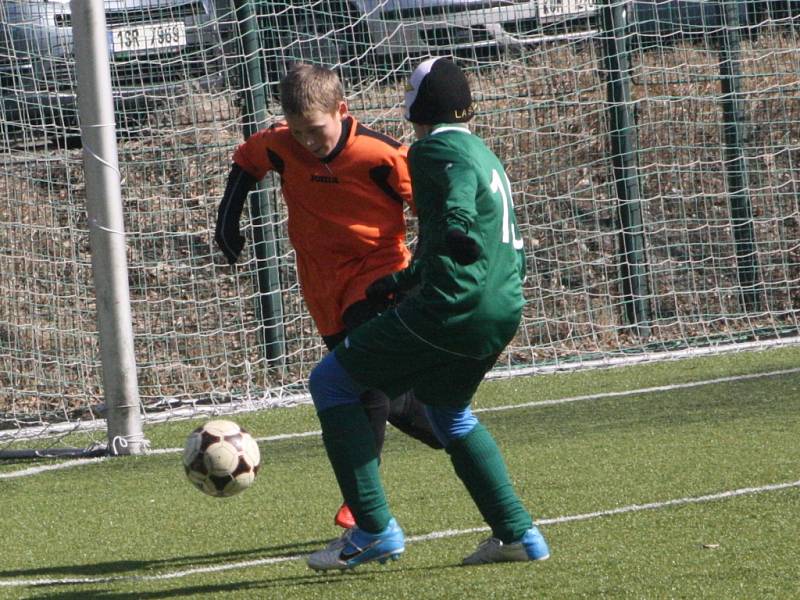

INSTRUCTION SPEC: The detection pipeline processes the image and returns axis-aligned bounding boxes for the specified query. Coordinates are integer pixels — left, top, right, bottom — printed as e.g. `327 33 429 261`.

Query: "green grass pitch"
1 346 799 599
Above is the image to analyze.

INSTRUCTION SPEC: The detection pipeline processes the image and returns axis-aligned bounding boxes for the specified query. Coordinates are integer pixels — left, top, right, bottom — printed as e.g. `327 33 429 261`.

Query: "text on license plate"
538 0 596 19
109 22 187 53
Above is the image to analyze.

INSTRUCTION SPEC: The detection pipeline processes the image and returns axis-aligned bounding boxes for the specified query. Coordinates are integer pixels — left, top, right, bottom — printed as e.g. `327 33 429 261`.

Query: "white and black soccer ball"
183 419 261 497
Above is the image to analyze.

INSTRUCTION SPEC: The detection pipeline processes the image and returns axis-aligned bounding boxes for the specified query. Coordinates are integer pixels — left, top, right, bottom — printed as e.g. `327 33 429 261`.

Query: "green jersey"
392 124 526 358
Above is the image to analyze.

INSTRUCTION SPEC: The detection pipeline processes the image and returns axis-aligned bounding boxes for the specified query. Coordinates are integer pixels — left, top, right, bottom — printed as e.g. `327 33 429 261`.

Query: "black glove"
215 164 256 265
365 274 400 305
445 228 480 265
215 228 245 265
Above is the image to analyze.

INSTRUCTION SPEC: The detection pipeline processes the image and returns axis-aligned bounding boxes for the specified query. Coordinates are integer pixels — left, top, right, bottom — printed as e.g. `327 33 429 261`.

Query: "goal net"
1 0 798 453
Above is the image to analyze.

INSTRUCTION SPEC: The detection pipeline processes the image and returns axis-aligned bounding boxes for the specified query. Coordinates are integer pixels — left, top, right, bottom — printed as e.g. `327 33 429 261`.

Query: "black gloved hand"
214 164 256 265
214 227 245 265
365 274 400 305
445 228 480 265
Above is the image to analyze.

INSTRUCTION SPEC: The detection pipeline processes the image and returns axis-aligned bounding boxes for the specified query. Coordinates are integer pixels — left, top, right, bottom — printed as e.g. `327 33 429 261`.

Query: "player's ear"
337 100 348 119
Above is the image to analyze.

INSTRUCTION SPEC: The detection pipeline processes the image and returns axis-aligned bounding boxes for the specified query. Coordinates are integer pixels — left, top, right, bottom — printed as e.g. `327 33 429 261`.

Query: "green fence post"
718 0 762 312
599 0 651 337
234 0 286 365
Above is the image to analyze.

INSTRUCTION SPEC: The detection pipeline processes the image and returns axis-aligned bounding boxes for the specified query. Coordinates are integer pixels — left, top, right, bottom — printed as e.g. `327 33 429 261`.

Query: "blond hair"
279 63 344 117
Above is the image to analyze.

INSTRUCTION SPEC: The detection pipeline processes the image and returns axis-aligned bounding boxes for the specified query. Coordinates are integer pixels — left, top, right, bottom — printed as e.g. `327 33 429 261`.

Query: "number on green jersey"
491 169 524 249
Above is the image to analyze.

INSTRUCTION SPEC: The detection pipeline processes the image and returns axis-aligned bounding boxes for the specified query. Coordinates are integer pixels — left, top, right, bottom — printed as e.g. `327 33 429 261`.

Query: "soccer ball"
183 419 261 497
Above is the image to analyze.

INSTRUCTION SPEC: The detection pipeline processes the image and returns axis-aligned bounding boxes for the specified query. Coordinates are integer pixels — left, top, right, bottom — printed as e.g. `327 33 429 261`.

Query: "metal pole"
599 0 651 337
235 0 286 366
70 0 146 455
718 0 761 311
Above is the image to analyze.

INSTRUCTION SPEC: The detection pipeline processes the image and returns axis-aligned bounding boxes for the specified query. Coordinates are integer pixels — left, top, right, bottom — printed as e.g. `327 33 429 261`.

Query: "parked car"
630 0 789 41
245 0 600 85
0 0 225 139
232 0 797 90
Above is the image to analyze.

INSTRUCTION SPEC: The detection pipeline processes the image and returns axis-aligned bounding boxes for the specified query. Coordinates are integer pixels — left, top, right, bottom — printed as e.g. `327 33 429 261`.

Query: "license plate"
538 0 596 20
109 22 187 54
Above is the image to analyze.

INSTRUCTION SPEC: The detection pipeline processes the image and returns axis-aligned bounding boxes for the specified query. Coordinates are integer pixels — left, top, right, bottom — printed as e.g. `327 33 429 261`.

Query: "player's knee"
309 353 362 413
308 360 328 409
424 405 479 447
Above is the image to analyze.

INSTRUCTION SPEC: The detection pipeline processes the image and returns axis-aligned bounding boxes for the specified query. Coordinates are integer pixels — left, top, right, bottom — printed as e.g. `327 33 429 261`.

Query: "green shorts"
334 308 499 408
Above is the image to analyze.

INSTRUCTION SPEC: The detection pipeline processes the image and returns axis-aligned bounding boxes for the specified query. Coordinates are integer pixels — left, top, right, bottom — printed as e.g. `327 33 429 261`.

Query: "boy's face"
286 101 347 159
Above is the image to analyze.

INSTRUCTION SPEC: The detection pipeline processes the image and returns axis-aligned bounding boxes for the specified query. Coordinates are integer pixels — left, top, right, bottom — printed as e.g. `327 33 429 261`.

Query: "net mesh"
1 0 798 447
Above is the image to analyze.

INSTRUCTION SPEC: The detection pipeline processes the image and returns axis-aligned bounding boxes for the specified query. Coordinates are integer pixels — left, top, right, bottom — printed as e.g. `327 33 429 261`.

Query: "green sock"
447 423 533 543
318 403 391 533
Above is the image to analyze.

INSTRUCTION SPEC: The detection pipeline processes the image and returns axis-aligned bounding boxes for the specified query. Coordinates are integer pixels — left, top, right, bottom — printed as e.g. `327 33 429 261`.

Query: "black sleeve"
369 164 405 205
214 164 258 264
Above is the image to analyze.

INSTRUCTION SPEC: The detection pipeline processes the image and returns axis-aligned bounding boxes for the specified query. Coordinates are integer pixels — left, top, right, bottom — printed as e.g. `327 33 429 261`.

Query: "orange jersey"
233 116 414 336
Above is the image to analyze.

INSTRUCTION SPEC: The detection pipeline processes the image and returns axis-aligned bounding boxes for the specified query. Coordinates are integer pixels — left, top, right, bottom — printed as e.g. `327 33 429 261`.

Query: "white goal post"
71 0 145 456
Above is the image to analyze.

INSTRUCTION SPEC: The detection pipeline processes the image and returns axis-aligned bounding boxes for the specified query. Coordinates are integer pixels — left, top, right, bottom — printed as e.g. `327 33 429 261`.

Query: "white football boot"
462 525 550 565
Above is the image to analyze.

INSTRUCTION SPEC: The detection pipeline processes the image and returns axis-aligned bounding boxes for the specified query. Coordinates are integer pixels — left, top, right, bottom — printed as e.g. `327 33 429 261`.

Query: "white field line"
475 366 800 413
2 367 798 481
485 336 800 380
2 478 798 589
0 432 322 479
